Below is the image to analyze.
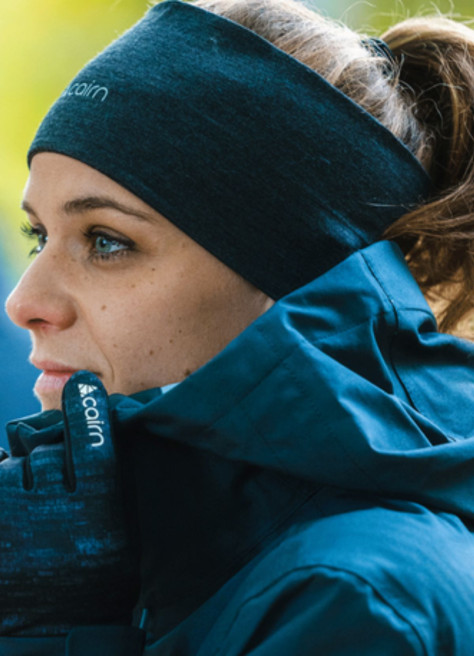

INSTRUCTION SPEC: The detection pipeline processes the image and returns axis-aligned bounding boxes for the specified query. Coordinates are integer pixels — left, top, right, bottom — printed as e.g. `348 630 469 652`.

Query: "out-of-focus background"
0 0 472 429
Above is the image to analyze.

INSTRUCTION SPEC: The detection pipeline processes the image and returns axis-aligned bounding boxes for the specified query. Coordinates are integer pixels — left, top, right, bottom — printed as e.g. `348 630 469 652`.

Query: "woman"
1 0 474 653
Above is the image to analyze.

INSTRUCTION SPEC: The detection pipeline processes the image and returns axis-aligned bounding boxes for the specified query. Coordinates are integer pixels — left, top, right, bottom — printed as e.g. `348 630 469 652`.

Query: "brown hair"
194 0 474 336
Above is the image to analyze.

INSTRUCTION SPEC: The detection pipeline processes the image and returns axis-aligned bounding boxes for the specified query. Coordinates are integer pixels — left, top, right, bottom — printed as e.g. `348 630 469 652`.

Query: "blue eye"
34 233 48 254
94 234 127 254
88 230 135 262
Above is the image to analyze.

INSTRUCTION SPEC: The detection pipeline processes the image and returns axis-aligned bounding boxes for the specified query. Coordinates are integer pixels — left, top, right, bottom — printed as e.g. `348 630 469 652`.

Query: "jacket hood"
112 240 474 518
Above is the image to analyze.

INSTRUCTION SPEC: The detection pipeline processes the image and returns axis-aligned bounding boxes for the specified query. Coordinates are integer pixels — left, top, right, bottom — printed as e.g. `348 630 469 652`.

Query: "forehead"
26 153 143 205
24 153 171 232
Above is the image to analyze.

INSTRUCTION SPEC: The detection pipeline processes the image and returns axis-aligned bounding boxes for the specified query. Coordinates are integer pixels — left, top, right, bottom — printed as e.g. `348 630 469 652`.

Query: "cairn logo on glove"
81 392 105 448
78 383 98 397
62 372 111 450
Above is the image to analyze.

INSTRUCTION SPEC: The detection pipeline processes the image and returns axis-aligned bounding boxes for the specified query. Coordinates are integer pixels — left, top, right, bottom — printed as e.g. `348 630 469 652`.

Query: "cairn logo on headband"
62 80 109 103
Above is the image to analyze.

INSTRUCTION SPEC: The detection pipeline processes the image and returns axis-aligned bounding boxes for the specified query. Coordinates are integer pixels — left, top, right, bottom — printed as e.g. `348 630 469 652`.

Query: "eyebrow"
21 196 156 223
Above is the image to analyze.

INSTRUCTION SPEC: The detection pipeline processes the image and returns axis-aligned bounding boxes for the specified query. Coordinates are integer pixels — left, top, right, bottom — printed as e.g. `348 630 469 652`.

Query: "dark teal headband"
28 0 431 298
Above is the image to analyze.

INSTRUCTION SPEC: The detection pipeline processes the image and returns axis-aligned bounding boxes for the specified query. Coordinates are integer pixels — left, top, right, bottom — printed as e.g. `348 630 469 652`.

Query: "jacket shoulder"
200 496 474 656
201 561 425 655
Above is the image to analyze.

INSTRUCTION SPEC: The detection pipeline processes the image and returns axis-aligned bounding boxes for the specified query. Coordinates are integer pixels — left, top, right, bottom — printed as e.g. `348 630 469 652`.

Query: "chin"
35 390 63 412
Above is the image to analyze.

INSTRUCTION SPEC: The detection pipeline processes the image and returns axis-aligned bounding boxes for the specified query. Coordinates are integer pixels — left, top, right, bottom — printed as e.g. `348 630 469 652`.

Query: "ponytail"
195 0 473 334
382 18 474 333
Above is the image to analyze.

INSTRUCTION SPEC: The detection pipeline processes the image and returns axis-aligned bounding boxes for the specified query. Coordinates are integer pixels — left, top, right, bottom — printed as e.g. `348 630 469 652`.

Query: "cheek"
86 258 264 394
94 286 193 390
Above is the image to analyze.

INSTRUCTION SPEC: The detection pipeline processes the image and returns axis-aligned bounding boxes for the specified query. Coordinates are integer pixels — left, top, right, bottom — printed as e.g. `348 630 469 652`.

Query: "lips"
31 361 79 398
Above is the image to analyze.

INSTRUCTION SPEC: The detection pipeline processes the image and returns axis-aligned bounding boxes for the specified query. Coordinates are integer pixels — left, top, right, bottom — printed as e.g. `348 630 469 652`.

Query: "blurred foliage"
0 0 473 283
324 0 474 32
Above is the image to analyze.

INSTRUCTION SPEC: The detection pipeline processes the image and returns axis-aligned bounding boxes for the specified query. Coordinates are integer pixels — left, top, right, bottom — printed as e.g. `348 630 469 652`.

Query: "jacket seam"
305 306 432 350
214 564 428 656
359 248 434 319
308 307 433 349
360 251 424 411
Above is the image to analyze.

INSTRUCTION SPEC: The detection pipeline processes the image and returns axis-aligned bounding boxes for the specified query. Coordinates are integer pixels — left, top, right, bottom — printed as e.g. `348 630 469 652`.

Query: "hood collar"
114 240 474 519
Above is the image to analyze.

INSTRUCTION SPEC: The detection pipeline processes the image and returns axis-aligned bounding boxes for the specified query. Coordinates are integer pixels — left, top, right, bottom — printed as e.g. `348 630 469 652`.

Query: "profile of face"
6 153 273 411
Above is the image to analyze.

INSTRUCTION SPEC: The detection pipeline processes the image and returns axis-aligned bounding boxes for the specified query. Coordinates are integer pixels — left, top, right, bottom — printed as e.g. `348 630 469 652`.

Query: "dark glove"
0 371 139 637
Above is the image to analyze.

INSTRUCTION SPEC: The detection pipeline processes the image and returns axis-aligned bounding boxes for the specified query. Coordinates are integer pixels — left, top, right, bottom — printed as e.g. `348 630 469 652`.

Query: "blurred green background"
1 0 473 286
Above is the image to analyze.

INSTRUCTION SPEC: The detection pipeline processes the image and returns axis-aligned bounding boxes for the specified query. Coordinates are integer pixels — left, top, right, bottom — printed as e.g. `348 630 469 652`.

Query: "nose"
6 254 76 333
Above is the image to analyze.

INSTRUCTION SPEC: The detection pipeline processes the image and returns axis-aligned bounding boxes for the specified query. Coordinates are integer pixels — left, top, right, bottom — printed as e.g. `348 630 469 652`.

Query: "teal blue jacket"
2 241 474 655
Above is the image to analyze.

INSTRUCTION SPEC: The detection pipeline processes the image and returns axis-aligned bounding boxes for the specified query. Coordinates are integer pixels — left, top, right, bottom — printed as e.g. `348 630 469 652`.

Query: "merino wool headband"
28 0 432 298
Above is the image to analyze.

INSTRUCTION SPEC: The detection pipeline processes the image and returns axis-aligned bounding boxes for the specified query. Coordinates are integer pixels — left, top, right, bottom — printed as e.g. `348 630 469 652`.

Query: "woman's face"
6 153 273 410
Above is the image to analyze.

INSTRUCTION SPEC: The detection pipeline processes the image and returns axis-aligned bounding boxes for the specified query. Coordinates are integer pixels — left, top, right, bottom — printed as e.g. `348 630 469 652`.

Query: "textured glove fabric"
0 371 139 637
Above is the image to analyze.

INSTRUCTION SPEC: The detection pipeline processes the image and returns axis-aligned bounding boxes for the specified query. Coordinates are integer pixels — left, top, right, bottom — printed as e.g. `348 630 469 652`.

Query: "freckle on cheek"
183 369 192 377
131 284 136 289
112 343 118 348
149 349 154 356
101 305 107 311
169 339 174 344
151 268 156 272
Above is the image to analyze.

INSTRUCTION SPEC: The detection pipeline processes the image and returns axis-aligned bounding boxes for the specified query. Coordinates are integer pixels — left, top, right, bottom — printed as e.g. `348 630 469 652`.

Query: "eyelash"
21 222 46 257
20 222 135 262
